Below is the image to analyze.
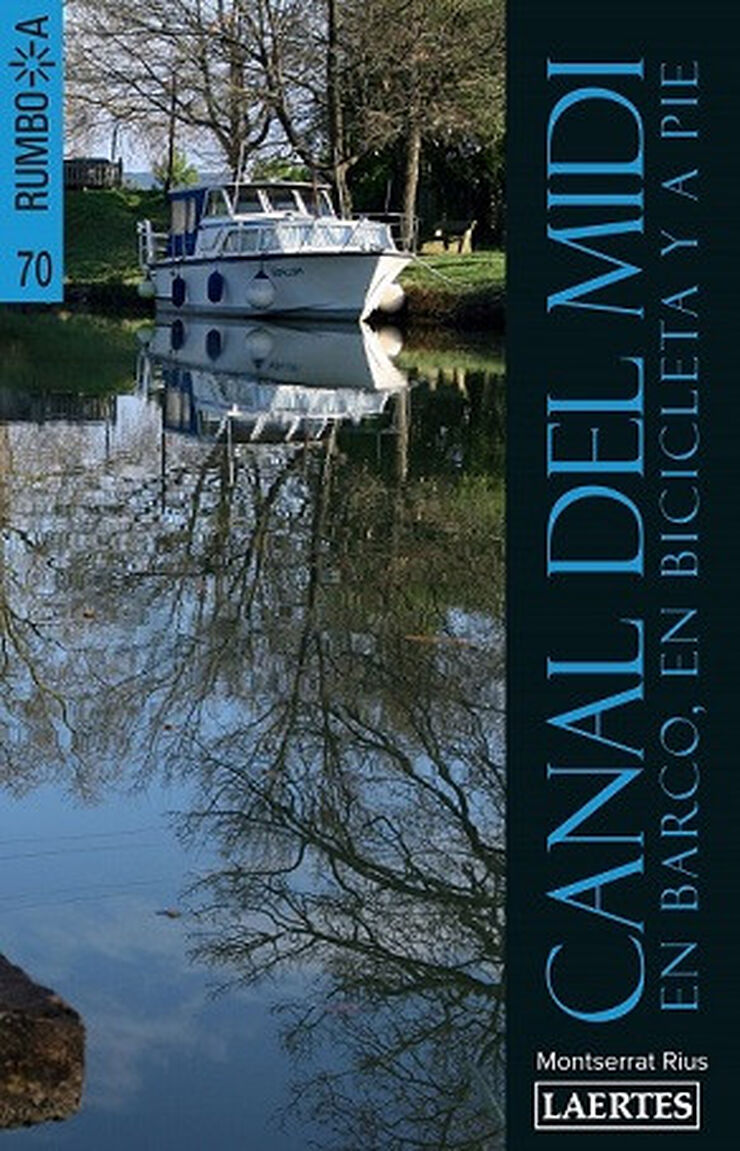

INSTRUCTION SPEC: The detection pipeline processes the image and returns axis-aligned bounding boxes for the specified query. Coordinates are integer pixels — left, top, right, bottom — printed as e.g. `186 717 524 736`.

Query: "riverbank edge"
62 280 505 330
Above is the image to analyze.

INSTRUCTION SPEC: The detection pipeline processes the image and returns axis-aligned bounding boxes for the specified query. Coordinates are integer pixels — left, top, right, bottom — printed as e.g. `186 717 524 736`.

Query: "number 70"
18 250 53 288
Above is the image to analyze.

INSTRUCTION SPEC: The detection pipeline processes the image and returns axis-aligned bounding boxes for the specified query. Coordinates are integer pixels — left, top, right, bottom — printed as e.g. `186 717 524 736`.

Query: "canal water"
0 311 504 1151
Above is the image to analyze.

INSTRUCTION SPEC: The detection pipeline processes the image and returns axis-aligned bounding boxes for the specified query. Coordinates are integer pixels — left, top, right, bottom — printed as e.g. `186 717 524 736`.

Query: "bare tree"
66 0 272 175
66 0 505 230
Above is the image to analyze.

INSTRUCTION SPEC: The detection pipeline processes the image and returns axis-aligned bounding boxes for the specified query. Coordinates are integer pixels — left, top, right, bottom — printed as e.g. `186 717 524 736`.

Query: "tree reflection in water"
187 609 504 1149
180 371 505 1150
0 362 504 1149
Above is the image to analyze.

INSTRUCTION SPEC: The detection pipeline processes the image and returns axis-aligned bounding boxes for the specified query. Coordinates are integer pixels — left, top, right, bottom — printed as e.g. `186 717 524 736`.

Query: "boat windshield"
198 184 338 221
263 188 304 214
204 188 233 218
233 188 265 215
303 189 336 218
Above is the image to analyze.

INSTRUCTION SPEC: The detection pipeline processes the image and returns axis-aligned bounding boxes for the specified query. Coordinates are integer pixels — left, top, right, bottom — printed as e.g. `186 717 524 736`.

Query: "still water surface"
0 313 504 1150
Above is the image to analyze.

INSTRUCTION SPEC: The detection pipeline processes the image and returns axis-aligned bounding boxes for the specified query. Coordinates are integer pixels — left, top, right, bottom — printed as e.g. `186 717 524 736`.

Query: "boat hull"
149 251 409 321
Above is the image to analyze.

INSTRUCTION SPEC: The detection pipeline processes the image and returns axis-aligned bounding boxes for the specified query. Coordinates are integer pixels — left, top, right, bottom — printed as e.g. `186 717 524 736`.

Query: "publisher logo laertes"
534 1081 700 1132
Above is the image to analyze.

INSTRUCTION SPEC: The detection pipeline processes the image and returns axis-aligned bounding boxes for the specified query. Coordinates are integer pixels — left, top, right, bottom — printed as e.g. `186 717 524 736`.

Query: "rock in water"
0 955 85 1129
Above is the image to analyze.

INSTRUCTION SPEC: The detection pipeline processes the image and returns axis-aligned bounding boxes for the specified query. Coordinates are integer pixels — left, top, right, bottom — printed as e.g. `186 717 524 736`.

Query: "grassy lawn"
401 251 506 294
65 188 168 284
400 251 505 327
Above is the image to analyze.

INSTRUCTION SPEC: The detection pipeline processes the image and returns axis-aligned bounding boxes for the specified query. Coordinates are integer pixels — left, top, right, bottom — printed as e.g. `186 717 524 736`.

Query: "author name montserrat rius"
536 1050 709 1073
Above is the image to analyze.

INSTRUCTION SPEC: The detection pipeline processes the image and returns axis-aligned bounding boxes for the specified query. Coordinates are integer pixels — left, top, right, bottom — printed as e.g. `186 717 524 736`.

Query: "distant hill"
124 171 158 190
123 171 223 190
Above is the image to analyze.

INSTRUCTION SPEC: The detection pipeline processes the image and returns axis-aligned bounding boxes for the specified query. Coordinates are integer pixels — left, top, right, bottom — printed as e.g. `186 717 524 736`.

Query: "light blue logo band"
0 1 63 302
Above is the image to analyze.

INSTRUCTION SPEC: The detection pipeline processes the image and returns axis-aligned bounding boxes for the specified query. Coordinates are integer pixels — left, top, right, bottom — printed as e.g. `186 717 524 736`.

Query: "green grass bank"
63 189 505 328
399 252 505 329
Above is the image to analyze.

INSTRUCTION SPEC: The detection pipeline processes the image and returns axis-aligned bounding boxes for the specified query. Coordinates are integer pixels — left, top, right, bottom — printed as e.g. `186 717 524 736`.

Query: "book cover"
1 2 505 1148
5 1 733 1148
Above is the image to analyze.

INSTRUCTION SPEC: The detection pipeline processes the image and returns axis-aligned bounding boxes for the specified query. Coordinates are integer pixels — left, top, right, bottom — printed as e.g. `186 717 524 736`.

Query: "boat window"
234 189 265 215
171 200 187 234
292 191 309 215
264 188 302 213
318 191 335 217
186 197 197 233
303 189 336 218
204 189 232 218
223 229 259 254
199 227 220 251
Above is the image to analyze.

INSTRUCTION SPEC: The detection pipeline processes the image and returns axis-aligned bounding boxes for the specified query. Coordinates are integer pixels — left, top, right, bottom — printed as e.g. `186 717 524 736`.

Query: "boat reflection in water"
138 315 408 445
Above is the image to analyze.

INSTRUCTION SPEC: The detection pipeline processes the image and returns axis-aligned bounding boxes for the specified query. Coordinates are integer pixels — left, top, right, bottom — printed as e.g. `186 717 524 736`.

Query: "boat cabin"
167 181 337 257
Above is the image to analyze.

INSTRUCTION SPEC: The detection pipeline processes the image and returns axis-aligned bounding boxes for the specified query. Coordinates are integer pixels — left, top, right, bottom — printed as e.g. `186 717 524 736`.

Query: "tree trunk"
334 163 352 218
229 46 245 179
401 122 422 251
164 75 177 193
327 0 352 216
110 120 121 163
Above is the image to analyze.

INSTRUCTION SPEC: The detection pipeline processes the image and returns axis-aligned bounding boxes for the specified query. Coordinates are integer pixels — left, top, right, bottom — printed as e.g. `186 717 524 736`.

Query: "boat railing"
139 215 400 266
353 211 418 252
215 217 395 258
137 219 168 268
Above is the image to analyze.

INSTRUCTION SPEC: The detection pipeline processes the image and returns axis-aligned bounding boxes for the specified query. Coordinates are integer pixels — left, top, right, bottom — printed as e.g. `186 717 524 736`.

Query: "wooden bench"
432 218 478 254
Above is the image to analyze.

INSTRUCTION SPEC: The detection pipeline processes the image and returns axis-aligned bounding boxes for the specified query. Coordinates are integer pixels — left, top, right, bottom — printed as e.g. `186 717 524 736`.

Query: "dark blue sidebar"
508 2 739 1147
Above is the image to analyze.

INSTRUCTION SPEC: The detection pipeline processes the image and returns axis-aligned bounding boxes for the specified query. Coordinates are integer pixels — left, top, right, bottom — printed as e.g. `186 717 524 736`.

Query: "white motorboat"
137 181 411 321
